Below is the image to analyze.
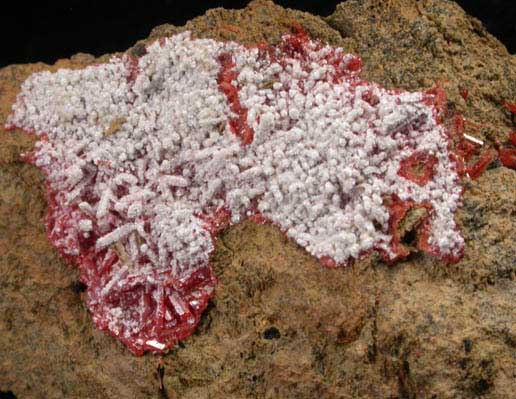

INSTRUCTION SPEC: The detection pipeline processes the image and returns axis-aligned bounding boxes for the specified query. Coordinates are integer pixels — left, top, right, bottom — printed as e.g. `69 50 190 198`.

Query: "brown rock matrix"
1 1 515 398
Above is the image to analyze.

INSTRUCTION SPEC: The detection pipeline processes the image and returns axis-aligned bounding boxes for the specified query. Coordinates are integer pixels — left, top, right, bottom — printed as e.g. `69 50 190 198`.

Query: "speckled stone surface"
0 1 515 398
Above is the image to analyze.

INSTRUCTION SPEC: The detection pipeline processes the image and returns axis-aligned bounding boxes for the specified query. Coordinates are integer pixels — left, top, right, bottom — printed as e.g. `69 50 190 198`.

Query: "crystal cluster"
6 31 464 354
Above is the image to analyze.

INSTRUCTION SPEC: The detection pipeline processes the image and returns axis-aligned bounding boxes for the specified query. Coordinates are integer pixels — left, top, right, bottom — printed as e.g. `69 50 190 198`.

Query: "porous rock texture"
0 1 515 398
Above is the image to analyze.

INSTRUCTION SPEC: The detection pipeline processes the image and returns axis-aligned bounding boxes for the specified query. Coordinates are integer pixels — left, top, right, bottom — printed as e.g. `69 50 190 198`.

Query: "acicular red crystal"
466 150 496 179
459 86 469 101
217 52 254 145
499 148 516 169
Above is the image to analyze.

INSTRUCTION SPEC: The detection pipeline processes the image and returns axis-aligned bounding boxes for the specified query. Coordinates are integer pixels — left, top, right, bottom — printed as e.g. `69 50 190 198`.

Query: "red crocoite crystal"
466 150 496 179
503 100 516 115
397 151 438 186
42 168 217 355
217 52 254 145
499 148 516 169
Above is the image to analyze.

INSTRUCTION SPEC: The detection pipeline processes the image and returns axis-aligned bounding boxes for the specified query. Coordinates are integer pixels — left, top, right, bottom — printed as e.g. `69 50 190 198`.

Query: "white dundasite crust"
7 31 464 277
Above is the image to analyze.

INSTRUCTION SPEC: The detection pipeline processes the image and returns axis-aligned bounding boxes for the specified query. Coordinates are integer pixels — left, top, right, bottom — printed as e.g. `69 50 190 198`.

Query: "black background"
1 0 515 67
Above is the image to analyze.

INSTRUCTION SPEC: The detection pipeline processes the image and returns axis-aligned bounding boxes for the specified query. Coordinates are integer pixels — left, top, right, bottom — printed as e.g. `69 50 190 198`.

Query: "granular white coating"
7 31 464 281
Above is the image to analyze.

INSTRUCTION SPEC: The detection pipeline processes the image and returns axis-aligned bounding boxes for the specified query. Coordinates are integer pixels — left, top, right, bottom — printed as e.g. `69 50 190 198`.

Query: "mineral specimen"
6 30 464 355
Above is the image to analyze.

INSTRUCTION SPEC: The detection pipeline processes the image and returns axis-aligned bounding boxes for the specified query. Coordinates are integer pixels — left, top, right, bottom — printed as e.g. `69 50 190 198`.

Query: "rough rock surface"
0 1 514 398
